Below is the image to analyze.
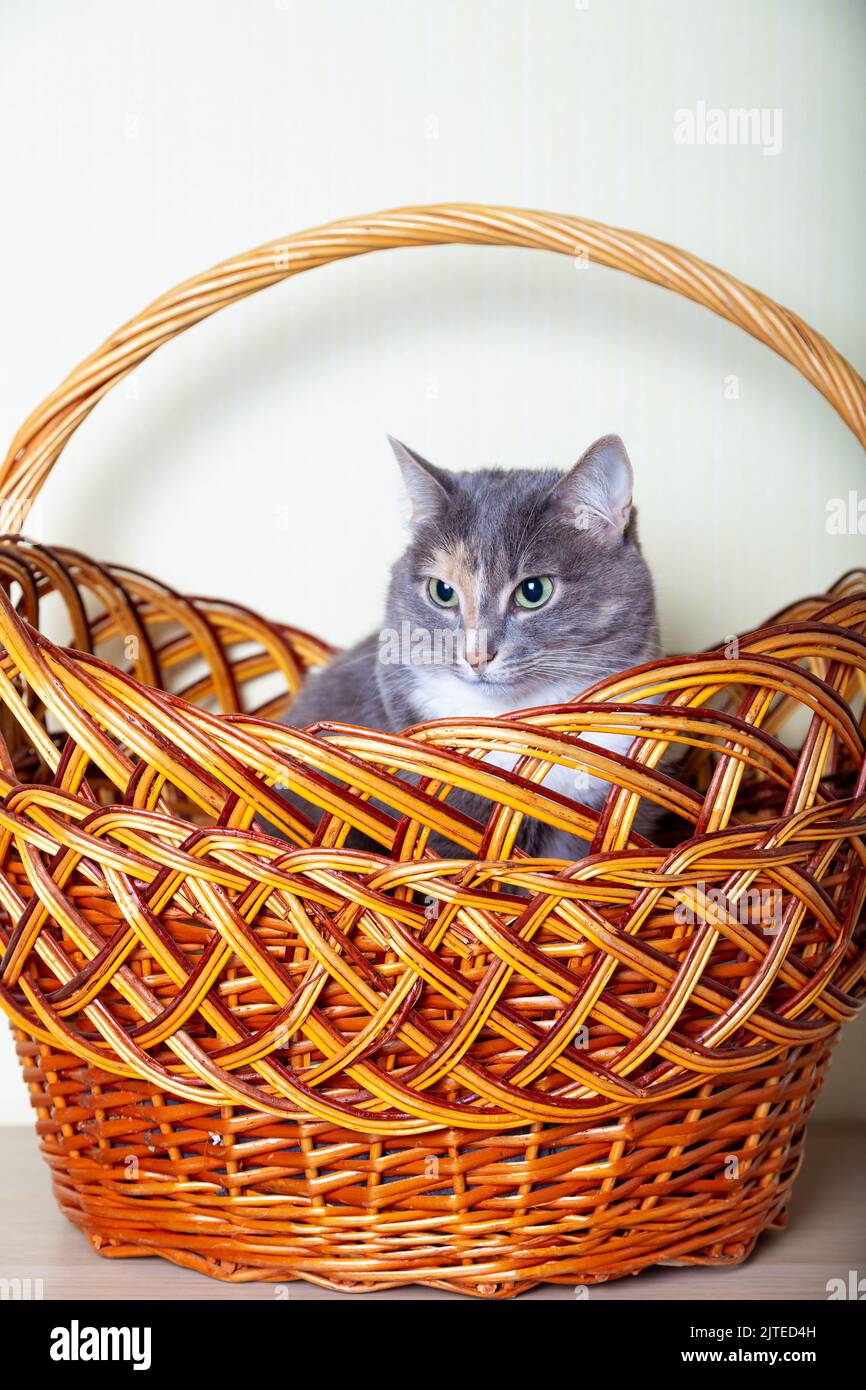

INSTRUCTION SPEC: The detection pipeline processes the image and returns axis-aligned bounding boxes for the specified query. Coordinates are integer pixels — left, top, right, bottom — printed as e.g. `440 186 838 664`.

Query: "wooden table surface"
2 1123 863 1301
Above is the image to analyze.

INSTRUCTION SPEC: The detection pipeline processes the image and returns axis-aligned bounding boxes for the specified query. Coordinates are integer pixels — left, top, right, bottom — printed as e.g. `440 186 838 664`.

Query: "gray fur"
282 435 660 858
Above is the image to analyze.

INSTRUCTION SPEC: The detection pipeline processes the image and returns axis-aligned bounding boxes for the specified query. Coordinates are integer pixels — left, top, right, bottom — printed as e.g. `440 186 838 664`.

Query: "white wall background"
0 0 864 1122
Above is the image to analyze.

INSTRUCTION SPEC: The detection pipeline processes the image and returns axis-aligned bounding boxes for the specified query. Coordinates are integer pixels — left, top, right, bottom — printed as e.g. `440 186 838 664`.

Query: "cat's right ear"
550 435 635 542
388 436 451 524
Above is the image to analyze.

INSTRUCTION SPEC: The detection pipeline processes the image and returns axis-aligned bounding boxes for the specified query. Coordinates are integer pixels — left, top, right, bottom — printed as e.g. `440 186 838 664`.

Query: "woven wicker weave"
0 205 864 1297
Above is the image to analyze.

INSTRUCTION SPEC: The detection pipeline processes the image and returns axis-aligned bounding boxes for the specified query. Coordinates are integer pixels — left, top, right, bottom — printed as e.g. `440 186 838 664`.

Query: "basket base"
67 1201 780 1298
17 1032 829 1297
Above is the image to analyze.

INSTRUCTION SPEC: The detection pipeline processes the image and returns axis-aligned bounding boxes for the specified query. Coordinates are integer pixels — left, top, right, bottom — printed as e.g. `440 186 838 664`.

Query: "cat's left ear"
551 434 634 541
388 435 452 524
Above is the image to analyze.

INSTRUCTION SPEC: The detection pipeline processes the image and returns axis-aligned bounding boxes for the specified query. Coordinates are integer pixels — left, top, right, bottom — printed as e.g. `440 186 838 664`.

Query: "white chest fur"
408 668 635 809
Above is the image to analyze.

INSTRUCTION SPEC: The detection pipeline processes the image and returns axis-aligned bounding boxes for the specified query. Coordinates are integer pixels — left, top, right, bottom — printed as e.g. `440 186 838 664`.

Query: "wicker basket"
0 205 864 1298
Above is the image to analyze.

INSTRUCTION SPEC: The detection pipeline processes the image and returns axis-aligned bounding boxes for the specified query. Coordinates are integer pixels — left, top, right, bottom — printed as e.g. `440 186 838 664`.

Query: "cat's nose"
465 644 498 671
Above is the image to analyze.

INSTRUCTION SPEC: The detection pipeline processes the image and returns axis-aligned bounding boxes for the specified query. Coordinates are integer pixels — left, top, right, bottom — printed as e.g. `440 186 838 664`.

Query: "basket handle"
2 203 864 532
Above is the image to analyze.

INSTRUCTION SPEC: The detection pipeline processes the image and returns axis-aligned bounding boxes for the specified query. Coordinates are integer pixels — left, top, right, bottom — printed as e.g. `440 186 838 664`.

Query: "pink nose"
466 645 497 671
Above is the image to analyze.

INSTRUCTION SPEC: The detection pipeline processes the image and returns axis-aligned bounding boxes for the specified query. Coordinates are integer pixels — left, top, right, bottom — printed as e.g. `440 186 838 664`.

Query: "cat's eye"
428 577 458 608
514 576 553 609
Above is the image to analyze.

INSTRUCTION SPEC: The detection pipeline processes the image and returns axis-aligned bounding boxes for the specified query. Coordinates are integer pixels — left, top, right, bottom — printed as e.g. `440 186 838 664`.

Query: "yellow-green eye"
514 576 553 609
428 577 458 608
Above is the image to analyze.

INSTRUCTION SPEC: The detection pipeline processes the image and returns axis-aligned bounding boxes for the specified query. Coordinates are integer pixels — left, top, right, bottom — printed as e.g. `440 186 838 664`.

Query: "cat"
280 434 660 859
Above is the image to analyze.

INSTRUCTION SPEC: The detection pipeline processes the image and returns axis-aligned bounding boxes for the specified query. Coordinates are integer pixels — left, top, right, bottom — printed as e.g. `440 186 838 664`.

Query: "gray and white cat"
283 434 660 857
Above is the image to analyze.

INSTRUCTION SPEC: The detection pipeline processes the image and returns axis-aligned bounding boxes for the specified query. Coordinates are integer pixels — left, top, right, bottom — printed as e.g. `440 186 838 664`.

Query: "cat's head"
380 435 658 710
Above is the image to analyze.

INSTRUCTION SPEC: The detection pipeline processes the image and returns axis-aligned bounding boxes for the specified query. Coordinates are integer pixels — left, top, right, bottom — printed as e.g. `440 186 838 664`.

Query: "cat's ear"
388 435 451 524
551 434 634 541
